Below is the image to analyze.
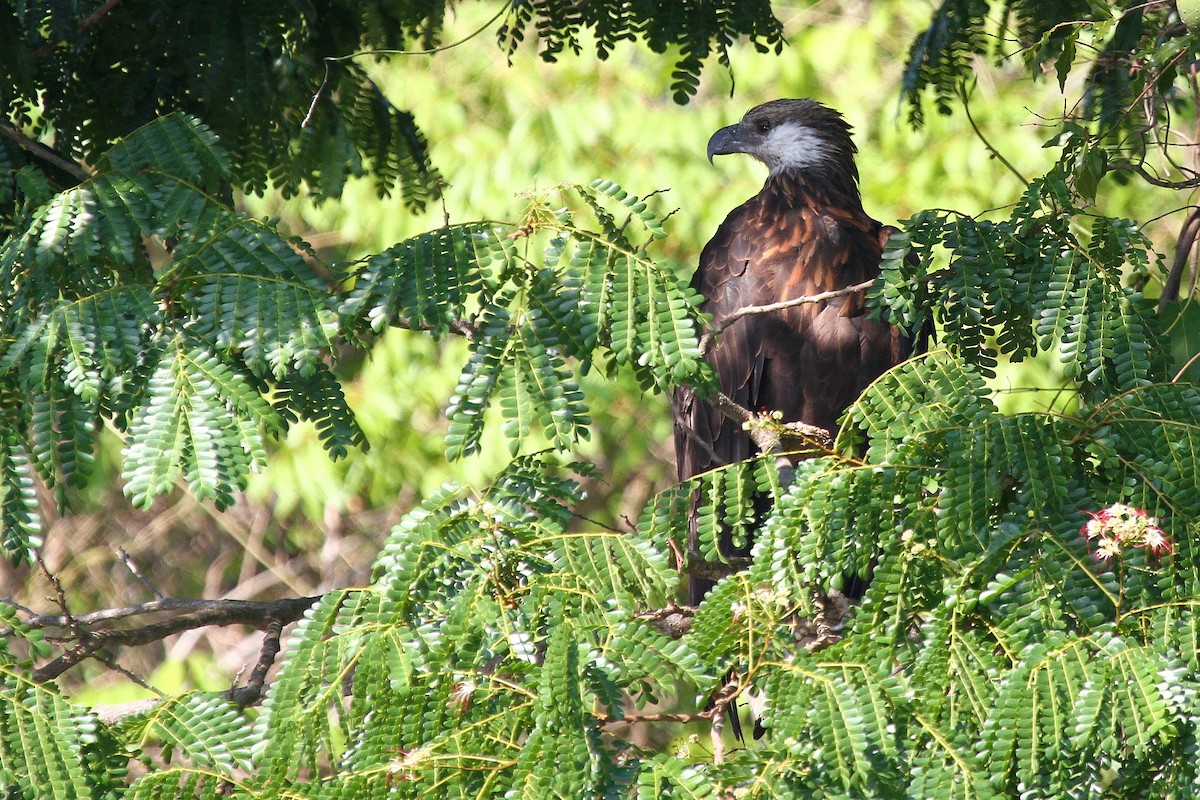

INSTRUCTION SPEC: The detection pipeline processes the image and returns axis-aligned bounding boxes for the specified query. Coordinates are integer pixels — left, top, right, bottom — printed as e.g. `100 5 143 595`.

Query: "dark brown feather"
674 100 912 604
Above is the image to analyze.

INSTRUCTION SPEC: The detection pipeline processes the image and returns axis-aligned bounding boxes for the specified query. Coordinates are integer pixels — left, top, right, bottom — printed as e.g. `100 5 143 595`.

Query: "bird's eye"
756 119 772 133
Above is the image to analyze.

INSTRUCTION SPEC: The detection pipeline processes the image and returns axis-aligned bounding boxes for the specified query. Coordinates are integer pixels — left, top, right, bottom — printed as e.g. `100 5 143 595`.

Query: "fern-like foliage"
638 455 783 569
0 606 114 800
901 0 1185 165
602 346 1200 797
1 0 444 209
125 344 1191 798
0 114 362 560
339 179 708 461
901 0 990 125
2 1 786 216
496 0 784 104
877 141 1167 399
5 4 1200 791
9 366 1200 798
232 454 711 798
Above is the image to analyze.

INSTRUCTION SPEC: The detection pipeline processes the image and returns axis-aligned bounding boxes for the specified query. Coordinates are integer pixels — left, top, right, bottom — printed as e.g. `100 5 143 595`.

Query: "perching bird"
673 99 915 604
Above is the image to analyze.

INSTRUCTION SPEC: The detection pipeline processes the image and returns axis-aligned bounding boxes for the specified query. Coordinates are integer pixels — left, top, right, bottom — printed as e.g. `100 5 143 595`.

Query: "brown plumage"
674 99 913 604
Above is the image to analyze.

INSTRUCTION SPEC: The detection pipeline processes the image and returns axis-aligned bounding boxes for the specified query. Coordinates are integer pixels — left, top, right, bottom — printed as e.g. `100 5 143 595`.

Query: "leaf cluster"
13 350 1200 796
496 0 784 103
0 0 446 210
0 114 365 562
0 0 787 223
339 179 710 460
902 0 1194 165
0 108 708 576
876 138 1165 397
3 456 706 799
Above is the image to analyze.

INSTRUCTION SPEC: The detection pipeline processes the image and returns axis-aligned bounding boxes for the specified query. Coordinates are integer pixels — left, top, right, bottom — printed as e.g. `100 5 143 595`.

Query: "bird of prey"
673 99 914 604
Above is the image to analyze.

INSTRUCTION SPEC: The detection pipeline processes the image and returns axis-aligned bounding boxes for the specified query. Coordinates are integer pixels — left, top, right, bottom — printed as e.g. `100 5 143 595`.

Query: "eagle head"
707 98 859 181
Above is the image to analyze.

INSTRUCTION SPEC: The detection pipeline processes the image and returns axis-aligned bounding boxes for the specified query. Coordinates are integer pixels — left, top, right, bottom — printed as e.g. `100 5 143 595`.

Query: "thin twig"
959 82 1027 186
392 315 479 340
1173 349 1200 382
633 603 694 638
36 553 78 636
329 3 512 59
1112 162 1200 190
708 675 744 765
672 399 728 467
116 547 165 600
0 120 90 183
300 1 512 129
18 596 318 630
600 710 712 725
301 59 336 128
634 602 692 622
710 703 726 763
34 0 122 57
93 652 162 696
698 279 876 357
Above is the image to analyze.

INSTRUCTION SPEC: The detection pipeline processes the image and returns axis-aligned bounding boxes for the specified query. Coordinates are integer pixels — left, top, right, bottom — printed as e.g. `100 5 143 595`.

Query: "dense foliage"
2 1 1200 798
0 0 782 215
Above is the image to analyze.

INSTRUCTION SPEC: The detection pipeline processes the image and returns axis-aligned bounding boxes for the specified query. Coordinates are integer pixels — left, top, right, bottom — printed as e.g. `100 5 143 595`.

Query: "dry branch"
0 119 90 183
697 278 876 358
1161 205 1200 312
14 595 321 683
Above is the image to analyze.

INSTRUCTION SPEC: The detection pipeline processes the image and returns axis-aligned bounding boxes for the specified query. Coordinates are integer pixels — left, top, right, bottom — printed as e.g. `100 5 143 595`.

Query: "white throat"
761 122 829 175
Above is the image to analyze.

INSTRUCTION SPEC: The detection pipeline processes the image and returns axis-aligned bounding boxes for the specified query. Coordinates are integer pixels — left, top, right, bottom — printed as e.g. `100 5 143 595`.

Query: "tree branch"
228 618 287 708
0 119 91 183
633 603 694 638
1112 161 1200 190
393 315 479 340
301 59 336 129
597 671 744 748
1160 205 1200 312
16 595 321 683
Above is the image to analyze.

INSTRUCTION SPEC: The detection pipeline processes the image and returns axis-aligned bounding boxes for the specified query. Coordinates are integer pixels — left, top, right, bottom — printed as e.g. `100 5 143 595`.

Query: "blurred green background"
7 0 1189 702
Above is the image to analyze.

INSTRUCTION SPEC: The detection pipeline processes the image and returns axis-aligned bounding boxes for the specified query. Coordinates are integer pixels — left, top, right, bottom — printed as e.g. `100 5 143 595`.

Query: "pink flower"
1080 503 1170 562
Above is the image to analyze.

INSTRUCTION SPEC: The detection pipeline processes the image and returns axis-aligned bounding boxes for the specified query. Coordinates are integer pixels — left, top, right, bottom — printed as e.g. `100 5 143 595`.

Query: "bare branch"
1173 348 1200 382
0 119 90 183
20 596 319 631
708 674 742 763
392 315 479 340
229 618 287 708
633 603 693 638
36 553 80 637
23 595 320 683
117 547 165 600
93 652 161 696
600 709 711 725
301 59 336 129
1161 206 1200 311
1112 161 1200 190
672 401 727 467
710 704 726 763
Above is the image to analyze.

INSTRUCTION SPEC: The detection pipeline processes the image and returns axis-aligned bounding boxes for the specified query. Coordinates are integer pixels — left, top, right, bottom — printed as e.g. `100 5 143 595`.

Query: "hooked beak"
706 123 750 164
